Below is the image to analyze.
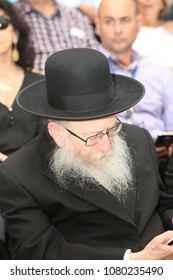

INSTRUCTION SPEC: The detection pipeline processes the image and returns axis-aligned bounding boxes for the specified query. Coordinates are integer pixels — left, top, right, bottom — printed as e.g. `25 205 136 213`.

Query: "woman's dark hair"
160 0 171 18
0 0 35 70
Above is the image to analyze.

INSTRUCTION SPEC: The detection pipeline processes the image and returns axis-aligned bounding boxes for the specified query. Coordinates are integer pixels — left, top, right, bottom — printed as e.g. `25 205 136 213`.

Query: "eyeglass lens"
0 15 10 30
86 120 122 146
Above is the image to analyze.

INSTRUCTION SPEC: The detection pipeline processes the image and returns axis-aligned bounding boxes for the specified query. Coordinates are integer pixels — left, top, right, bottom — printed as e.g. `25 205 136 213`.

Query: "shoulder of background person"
20 70 44 91
138 56 173 79
162 20 173 31
25 70 44 82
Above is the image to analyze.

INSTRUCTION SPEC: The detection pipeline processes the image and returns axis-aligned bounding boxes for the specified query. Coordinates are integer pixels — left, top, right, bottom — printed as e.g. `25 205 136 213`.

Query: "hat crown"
45 48 115 112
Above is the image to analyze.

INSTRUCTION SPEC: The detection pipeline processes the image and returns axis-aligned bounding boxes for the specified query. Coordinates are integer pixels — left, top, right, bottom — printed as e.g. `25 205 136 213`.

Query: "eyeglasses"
0 15 11 30
65 118 122 147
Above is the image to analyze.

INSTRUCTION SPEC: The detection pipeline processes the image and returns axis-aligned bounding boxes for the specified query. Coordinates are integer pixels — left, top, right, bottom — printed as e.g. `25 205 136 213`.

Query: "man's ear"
95 15 101 37
47 122 65 148
136 14 143 31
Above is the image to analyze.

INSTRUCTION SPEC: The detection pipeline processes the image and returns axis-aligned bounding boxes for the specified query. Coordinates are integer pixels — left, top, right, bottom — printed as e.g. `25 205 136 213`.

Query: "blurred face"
0 9 18 56
26 0 47 4
96 0 142 55
137 0 165 16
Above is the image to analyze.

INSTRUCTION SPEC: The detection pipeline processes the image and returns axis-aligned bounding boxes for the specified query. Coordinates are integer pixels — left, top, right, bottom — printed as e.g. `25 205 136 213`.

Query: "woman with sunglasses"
0 0 44 162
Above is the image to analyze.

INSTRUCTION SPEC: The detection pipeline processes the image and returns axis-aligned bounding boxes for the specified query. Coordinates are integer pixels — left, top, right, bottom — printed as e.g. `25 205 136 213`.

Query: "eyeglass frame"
0 15 11 30
64 118 122 147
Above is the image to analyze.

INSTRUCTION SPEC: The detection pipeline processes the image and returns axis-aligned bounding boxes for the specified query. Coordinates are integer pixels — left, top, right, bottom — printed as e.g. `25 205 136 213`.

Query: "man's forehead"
70 115 117 131
99 0 136 16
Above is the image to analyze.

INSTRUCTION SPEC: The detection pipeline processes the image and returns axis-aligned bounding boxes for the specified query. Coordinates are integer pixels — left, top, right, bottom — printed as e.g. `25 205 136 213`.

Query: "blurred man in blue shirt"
96 0 173 176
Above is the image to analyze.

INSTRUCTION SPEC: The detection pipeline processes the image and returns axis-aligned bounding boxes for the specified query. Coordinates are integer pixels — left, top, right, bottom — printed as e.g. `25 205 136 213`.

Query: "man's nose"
97 134 112 152
114 21 121 33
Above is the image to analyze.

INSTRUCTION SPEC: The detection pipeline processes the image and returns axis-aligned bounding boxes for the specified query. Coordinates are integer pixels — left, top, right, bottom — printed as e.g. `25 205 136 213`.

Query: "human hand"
156 146 169 166
0 152 8 162
156 146 169 158
131 231 173 260
168 145 173 157
79 4 97 24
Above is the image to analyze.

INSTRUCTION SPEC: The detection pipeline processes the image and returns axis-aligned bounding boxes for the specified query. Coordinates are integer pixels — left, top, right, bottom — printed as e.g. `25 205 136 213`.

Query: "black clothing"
0 71 44 156
0 124 173 259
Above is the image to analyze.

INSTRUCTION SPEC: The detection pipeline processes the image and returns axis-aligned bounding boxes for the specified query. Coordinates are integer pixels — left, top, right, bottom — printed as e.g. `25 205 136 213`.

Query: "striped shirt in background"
14 0 100 72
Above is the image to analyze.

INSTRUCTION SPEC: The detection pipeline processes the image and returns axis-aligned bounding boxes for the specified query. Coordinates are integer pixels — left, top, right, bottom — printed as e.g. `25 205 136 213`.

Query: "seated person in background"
0 0 44 162
13 0 100 73
58 0 101 24
96 0 173 177
137 0 173 30
0 48 173 260
162 0 173 21
165 150 173 195
133 0 173 75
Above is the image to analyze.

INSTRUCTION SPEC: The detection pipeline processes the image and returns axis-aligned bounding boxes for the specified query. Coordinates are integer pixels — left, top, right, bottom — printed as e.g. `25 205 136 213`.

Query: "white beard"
49 132 134 203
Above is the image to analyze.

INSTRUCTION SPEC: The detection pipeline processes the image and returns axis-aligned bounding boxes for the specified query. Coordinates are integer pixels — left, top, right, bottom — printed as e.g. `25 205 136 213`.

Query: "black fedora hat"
17 48 145 120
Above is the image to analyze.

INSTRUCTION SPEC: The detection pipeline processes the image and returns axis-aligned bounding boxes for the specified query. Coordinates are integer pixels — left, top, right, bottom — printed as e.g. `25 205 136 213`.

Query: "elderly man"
0 48 173 260
96 0 173 178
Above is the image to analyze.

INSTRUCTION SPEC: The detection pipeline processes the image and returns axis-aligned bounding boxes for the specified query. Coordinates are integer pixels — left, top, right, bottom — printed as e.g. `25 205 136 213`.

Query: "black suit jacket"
0 124 173 259
0 240 10 259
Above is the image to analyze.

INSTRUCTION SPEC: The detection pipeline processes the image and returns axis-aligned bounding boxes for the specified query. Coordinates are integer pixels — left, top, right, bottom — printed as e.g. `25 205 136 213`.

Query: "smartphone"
166 237 173 245
155 132 173 147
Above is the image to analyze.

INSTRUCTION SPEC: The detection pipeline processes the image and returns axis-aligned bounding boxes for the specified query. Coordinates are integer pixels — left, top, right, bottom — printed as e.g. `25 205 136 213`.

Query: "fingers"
0 152 8 162
131 231 173 260
156 146 169 157
153 230 173 245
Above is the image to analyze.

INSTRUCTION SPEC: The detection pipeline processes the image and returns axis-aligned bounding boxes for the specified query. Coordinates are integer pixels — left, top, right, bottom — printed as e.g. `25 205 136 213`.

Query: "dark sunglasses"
0 15 11 30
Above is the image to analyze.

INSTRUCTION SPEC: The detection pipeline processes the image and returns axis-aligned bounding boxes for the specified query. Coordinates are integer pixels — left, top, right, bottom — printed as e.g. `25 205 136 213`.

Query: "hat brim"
17 74 145 120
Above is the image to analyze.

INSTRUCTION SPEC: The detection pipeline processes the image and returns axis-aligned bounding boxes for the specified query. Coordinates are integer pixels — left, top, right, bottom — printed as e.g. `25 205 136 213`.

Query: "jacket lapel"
67 183 136 225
